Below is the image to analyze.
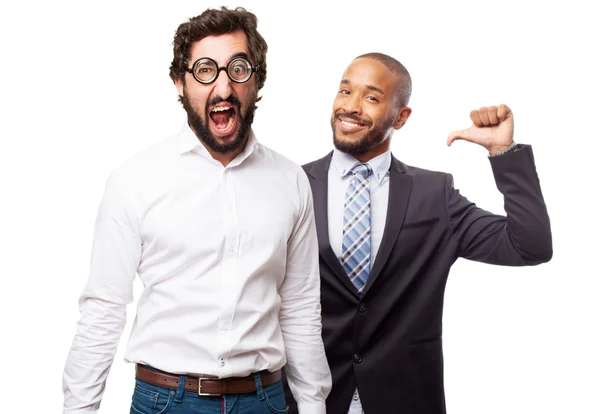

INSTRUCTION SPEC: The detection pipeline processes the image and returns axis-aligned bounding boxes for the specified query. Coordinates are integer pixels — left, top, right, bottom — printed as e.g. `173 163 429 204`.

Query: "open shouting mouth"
209 104 238 137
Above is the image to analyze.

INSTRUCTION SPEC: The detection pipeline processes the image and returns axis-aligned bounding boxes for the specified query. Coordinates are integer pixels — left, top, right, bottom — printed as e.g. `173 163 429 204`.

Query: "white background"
1 0 598 412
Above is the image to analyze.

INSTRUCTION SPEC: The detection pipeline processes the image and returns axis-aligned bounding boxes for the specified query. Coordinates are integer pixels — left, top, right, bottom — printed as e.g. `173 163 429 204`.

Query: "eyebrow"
340 80 384 95
229 52 251 62
366 85 384 95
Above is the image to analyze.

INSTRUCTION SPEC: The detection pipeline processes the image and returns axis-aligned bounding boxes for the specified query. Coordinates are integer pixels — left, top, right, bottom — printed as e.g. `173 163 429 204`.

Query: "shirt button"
353 353 362 363
358 303 366 313
220 358 225 366
353 392 359 401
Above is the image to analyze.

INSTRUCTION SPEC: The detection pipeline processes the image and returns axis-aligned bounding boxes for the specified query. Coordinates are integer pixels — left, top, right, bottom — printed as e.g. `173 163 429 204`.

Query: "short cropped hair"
356 52 412 106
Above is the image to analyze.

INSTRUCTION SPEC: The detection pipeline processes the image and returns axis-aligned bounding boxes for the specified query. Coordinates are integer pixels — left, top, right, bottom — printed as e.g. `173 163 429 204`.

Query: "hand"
447 104 514 154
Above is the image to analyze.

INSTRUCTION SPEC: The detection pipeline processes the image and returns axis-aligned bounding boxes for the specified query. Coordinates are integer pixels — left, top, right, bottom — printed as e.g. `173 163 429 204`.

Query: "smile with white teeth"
341 120 363 128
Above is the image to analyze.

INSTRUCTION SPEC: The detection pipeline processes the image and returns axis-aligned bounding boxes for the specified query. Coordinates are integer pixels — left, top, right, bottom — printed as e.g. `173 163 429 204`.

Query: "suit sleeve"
447 145 552 266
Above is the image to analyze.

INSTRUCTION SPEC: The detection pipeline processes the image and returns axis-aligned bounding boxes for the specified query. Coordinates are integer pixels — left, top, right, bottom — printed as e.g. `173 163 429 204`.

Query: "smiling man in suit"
285 52 553 414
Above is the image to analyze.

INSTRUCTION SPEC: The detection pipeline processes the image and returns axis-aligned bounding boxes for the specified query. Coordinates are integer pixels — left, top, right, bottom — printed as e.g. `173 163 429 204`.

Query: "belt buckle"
198 378 221 397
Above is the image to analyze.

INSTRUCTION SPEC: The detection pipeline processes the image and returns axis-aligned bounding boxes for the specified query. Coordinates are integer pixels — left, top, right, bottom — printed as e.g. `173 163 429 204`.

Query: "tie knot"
350 163 372 178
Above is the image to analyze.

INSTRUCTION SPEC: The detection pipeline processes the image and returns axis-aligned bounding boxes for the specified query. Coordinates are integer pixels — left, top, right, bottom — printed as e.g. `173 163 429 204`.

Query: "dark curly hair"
169 7 268 100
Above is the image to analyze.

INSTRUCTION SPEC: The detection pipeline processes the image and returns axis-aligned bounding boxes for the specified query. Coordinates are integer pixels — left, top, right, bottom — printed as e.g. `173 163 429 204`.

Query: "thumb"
446 127 472 146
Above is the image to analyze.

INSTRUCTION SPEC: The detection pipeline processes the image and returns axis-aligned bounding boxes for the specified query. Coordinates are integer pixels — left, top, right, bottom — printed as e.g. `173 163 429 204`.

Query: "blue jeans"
130 369 288 414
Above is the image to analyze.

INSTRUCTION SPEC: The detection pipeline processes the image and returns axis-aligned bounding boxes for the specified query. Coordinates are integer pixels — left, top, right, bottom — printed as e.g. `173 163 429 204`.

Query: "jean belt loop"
252 372 265 401
174 374 186 402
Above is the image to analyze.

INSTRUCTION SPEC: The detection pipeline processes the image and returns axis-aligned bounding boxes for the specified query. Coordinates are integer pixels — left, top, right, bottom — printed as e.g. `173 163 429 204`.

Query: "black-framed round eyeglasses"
186 56 260 84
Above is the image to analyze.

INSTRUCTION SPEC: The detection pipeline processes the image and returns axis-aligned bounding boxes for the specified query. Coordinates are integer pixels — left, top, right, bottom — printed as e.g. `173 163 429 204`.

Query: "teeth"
211 106 232 112
215 115 234 131
341 120 361 128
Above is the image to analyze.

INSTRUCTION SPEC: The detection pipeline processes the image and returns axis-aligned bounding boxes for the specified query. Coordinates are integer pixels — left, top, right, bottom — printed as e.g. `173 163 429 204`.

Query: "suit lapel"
305 153 360 297
363 155 413 294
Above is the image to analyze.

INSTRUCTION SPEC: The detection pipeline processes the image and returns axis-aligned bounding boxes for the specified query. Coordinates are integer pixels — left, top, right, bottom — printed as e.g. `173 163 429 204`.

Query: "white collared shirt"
63 124 331 414
327 148 391 414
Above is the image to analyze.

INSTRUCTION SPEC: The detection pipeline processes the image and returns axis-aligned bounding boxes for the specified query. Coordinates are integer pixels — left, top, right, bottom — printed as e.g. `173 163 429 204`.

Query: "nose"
342 94 361 115
213 69 233 100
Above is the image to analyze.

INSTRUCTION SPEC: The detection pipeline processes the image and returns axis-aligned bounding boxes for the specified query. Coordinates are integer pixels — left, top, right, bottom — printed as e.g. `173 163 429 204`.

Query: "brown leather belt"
135 365 282 396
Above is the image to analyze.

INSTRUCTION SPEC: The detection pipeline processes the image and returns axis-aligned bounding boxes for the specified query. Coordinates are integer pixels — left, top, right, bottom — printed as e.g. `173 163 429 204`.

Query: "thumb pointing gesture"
447 104 514 154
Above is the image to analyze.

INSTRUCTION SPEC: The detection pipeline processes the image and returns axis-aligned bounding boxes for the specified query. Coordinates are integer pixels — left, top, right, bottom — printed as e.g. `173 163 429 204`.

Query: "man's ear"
393 107 412 130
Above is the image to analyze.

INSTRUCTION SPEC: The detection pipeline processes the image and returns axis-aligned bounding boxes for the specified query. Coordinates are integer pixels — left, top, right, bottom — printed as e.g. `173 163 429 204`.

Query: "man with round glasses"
62 6 331 414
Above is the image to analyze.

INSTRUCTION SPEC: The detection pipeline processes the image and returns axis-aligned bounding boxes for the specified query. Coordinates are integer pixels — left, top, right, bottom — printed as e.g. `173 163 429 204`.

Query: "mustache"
334 113 372 126
208 95 242 109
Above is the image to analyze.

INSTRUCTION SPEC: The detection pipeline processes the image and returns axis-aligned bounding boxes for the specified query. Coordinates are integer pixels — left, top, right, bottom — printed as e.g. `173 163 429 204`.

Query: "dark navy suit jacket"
285 145 552 414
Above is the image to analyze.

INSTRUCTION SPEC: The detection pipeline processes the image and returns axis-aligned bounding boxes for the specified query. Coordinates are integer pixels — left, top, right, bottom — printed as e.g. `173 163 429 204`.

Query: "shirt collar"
178 122 260 167
331 148 391 184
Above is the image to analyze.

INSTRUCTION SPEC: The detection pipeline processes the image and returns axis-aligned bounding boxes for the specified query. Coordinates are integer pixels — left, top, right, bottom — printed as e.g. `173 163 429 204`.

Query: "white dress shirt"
63 124 331 413
327 148 391 414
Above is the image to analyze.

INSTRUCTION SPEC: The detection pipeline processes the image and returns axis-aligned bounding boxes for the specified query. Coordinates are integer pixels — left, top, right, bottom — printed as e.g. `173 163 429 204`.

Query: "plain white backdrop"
1 0 598 412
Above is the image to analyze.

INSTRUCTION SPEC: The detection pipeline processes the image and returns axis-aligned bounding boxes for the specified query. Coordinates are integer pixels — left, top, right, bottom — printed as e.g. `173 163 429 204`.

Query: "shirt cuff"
489 141 519 157
297 402 327 414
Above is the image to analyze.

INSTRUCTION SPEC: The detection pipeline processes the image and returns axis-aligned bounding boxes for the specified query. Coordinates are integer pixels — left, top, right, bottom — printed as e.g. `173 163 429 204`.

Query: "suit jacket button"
353 353 362 363
358 303 366 313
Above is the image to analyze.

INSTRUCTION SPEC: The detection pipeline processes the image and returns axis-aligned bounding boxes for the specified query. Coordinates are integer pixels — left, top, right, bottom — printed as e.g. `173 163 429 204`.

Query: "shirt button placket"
226 172 238 252
218 169 236 370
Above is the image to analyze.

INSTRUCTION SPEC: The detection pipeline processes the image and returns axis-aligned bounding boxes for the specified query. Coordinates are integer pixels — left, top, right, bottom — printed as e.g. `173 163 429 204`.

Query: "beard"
331 113 391 155
181 88 257 155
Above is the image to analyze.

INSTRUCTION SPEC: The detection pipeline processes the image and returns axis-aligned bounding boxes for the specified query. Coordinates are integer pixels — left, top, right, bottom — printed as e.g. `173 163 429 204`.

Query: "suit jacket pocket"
402 217 440 229
395 217 440 255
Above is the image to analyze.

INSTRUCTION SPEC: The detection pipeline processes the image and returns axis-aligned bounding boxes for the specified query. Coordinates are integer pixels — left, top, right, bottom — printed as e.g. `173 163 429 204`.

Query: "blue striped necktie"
341 163 373 293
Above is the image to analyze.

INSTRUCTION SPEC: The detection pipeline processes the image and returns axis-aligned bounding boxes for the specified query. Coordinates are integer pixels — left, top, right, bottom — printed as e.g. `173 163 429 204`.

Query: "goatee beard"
332 131 375 154
181 92 256 154
331 114 375 154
